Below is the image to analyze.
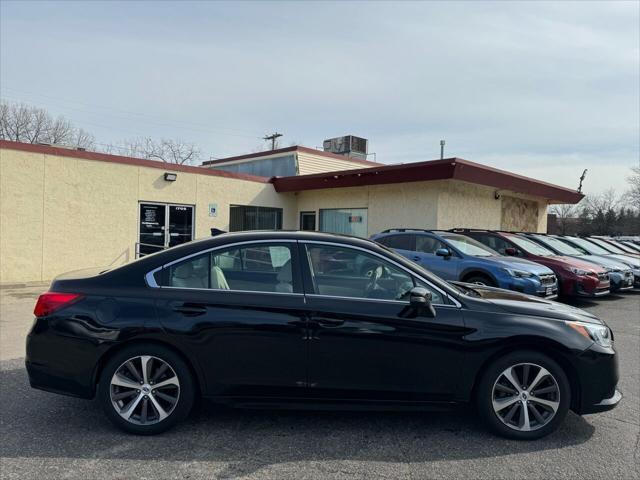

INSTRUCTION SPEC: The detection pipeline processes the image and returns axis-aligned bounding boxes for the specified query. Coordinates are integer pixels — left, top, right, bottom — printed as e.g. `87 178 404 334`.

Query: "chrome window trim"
144 237 463 308
157 286 304 297
305 293 459 308
299 240 462 308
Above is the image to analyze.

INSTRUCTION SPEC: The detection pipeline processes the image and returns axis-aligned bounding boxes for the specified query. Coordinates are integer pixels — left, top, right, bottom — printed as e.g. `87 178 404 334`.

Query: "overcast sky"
1 1 638 195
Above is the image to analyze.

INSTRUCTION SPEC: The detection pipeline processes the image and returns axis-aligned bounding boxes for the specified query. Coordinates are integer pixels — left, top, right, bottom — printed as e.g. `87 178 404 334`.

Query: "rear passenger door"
154 241 309 399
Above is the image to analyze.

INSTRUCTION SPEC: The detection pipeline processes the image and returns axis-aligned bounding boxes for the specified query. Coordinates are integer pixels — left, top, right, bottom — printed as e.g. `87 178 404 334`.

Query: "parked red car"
453 230 611 298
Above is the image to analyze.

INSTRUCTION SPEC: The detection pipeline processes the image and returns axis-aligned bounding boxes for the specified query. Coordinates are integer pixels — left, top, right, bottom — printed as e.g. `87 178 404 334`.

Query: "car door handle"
172 305 207 316
411 256 421 261
317 318 345 328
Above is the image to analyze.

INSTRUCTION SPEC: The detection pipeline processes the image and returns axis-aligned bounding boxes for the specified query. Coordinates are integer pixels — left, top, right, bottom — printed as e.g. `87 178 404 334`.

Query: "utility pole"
263 132 283 151
577 169 588 193
440 139 446 159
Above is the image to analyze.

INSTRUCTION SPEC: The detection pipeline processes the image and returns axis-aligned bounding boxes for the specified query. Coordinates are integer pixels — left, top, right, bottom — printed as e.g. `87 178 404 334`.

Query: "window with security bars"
229 205 283 231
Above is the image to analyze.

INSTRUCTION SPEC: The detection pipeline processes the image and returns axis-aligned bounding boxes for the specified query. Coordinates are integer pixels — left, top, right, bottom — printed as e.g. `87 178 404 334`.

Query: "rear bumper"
25 320 102 399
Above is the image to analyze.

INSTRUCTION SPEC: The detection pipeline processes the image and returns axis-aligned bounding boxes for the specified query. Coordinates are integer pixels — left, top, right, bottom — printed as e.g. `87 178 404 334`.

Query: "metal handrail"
135 242 168 258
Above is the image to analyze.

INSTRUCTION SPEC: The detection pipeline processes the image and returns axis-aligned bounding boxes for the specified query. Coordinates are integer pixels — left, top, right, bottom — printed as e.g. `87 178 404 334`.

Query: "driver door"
301 242 466 403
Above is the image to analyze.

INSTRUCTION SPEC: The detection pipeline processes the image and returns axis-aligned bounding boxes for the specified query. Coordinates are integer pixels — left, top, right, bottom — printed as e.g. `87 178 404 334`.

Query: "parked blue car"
371 229 558 298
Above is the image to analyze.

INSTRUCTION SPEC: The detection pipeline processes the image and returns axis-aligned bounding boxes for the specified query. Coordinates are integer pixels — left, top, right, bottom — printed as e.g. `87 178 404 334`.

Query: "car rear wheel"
98 344 195 435
476 351 570 440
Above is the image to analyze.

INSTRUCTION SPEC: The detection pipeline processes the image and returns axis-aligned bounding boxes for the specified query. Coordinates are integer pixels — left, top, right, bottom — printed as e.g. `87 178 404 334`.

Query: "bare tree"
628 166 640 210
549 203 579 235
0 100 95 149
583 188 620 214
119 137 200 165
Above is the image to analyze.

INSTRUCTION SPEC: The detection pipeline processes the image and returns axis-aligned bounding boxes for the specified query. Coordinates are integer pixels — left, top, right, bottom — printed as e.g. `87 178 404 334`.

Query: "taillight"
33 292 83 317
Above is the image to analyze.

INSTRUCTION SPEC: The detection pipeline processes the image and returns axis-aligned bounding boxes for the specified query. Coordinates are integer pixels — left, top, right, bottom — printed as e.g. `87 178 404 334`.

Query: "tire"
476 350 570 440
98 344 195 435
464 274 496 287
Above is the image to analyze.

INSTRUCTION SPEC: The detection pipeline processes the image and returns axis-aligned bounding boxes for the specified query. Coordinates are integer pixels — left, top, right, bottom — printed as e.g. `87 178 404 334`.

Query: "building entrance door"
138 203 194 257
300 211 316 231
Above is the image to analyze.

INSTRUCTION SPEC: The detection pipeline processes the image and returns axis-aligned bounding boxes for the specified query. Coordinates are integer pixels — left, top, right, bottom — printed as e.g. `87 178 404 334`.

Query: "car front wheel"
476 351 571 440
98 344 195 435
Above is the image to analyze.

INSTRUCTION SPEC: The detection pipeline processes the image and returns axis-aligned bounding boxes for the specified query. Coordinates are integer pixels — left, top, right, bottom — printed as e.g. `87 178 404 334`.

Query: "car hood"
483 256 554 275
541 255 606 273
571 254 632 271
608 254 640 269
453 282 602 324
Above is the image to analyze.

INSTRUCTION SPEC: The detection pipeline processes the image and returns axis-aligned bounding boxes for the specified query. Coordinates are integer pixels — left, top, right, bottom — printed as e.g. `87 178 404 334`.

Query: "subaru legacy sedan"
26 231 620 440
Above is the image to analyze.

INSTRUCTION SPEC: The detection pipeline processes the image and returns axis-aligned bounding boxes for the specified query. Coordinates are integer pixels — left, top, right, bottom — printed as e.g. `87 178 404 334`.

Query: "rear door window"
377 234 415 251
163 243 299 293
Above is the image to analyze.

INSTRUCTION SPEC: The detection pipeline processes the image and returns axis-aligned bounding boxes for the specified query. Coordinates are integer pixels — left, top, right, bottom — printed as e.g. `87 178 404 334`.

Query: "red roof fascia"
0 140 271 183
272 157 583 204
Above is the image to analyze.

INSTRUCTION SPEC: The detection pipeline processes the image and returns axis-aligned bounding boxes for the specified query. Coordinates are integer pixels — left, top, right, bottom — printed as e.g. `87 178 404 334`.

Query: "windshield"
532 235 584 256
608 240 638 254
565 237 611 255
442 234 497 257
587 238 626 254
507 235 555 256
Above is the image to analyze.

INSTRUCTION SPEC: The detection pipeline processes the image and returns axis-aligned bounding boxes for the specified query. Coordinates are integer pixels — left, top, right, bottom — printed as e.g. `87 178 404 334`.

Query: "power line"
0 87 265 139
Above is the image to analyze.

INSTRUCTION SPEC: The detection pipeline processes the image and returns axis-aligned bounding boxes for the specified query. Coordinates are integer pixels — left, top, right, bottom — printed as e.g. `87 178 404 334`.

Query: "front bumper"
500 276 558 299
572 344 621 415
574 276 610 297
588 389 623 414
609 272 635 292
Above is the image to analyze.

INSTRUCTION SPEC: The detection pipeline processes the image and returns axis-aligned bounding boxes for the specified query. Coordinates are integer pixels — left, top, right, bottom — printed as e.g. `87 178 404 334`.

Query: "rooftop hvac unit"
323 135 369 160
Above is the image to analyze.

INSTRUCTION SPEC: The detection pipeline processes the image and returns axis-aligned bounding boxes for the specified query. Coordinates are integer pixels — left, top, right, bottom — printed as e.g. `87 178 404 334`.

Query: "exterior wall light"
164 172 178 182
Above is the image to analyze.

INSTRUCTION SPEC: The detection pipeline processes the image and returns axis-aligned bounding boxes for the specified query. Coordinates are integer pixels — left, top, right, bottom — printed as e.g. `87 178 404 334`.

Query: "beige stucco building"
0 140 583 284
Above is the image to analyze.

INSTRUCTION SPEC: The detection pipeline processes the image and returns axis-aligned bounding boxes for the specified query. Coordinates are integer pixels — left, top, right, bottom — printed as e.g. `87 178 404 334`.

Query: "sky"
1 0 638 195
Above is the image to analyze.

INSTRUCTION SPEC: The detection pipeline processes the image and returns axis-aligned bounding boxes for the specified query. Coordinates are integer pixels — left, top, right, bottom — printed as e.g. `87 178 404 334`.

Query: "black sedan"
26 231 621 439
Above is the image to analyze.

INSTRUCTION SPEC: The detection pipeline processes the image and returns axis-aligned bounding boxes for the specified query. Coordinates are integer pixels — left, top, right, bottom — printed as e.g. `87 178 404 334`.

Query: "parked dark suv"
454 230 611 298
27 231 620 440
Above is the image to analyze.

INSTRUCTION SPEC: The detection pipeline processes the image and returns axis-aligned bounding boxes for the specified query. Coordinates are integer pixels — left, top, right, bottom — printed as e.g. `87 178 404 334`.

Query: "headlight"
566 321 613 348
567 267 590 275
502 268 534 278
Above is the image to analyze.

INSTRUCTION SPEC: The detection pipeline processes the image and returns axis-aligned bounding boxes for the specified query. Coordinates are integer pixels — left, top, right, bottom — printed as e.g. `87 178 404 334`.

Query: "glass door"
300 211 316 231
168 205 194 248
139 203 167 256
138 203 194 257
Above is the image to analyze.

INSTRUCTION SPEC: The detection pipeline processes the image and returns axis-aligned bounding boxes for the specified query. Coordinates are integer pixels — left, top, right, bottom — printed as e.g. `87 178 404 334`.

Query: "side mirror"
436 248 451 257
409 287 436 317
504 247 517 256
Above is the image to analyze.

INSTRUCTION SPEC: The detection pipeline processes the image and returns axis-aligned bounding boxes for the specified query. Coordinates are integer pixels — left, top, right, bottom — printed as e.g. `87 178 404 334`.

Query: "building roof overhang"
271 157 584 204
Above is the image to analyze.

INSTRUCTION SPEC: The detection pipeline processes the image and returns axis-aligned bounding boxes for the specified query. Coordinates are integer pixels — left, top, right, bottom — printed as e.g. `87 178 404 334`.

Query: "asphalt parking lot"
0 285 638 480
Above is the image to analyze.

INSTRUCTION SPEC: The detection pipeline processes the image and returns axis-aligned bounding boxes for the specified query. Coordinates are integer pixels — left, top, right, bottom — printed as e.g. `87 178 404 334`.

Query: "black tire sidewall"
465 275 495 287
98 344 195 435
476 350 571 440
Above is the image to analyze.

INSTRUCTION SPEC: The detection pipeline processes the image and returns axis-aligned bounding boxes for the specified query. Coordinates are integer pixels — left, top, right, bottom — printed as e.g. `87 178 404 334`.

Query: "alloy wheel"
110 355 180 425
491 362 560 432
